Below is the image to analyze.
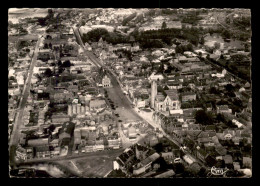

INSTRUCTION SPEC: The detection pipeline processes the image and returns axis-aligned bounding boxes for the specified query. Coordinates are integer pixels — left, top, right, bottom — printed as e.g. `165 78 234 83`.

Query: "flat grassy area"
75 156 113 177
56 149 124 178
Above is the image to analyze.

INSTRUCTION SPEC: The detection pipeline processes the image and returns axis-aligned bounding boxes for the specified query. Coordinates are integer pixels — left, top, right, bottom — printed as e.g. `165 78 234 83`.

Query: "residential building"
133 152 160 175
181 92 196 102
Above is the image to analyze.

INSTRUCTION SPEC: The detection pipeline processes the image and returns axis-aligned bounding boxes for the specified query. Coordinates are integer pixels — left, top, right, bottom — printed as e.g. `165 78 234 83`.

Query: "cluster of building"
8 36 39 139
12 24 124 161
85 17 252 176
113 143 162 177
9 9 252 177
112 140 199 178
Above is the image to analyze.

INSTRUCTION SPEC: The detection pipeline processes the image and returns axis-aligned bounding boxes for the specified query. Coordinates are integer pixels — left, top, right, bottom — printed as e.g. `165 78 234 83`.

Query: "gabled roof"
215 145 227 156
165 89 178 100
140 152 160 166
182 92 196 96
28 138 49 147
198 137 212 143
35 146 50 152
223 155 233 164
197 148 208 157
223 129 236 136
129 36 135 42
186 130 202 138
205 125 216 131
198 131 216 138
155 94 165 102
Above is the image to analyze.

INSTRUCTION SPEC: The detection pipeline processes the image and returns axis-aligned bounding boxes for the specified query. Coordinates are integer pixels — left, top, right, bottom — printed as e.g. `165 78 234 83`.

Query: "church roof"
155 94 165 102
165 89 178 100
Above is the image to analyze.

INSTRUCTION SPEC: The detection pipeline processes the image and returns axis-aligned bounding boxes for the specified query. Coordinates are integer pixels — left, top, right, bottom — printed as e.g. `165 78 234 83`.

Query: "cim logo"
210 166 229 176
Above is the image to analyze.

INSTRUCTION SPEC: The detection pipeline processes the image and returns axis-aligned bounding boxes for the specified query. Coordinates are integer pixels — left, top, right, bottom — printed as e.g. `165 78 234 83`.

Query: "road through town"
9 34 44 167
73 26 208 168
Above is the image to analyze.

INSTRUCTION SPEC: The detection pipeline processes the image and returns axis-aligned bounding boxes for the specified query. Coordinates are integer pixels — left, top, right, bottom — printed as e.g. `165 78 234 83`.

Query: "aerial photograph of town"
8 8 252 178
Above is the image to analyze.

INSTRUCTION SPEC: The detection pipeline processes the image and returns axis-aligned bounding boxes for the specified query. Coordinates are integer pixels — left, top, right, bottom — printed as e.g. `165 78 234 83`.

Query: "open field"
9 9 48 24
56 149 123 177
204 34 244 49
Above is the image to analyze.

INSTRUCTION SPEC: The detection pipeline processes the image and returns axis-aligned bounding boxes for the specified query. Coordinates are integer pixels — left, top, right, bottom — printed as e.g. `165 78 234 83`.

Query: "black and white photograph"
8 8 252 178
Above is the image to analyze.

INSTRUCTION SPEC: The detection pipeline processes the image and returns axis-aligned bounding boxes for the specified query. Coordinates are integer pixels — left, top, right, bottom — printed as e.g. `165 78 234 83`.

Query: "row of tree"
37 9 55 27
175 43 193 54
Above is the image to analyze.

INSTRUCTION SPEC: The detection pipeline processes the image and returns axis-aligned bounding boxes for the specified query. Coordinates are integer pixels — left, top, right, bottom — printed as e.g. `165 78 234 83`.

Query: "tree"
187 43 193 51
47 9 54 19
161 21 167 29
162 37 172 45
244 43 250 52
198 52 202 58
35 74 42 82
198 167 207 177
107 169 126 178
81 20 86 26
58 67 64 74
49 43 52 49
209 87 219 94
154 143 163 153
225 84 234 92
174 163 185 174
195 110 213 125
57 60 62 67
233 98 243 107
214 42 220 49
216 113 226 123
200 36 205 45
175 45 183 54
227 120 238 128
131 28 139 39
48 124 56 132
62 60 72 68
9 76 15 81
44 68 53 77
222 30 231 39
44 43 49 49
82 28 109 43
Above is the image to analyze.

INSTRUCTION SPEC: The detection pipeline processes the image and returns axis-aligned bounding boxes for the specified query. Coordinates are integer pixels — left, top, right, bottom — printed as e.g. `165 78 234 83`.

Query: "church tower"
151 80 157 109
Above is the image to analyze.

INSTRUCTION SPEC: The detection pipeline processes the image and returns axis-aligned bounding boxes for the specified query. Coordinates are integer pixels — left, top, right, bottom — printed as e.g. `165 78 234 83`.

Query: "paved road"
73 26 144 148
9 34 44 167
19 148 124 164
213 12 250 35
72 26 208 169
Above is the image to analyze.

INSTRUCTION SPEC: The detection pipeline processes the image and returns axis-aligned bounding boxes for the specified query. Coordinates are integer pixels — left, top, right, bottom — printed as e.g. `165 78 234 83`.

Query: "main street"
73 26 207 168
9 34 45 167
73 26 145 148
